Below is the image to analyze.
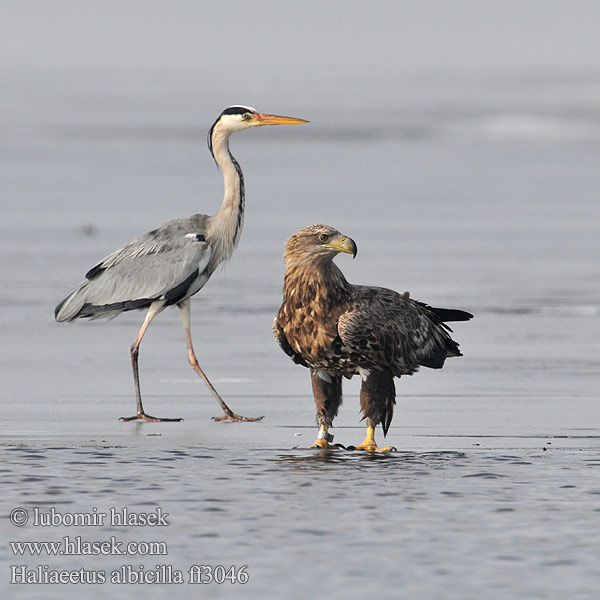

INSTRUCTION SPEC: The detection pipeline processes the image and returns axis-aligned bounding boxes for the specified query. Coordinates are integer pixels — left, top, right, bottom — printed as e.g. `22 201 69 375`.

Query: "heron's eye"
319 233 330 243
242 113 251 121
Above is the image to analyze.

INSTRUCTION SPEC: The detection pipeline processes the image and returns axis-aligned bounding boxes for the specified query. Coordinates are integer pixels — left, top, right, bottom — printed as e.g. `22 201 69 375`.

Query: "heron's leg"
178 299 263 422
309 369 344 449
348 370 396 451
120 301 182 423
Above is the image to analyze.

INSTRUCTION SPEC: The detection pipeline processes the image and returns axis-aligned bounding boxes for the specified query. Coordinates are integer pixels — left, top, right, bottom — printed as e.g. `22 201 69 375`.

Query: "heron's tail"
54 281 89 322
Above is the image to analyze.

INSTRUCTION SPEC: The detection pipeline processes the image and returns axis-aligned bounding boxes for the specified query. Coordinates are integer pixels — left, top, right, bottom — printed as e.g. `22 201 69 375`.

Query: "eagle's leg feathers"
358 369 396 437
310 370 344 449
350 370 397 450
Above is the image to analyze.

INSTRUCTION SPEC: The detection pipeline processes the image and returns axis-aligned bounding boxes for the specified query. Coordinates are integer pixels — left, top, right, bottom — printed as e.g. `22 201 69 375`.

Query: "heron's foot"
212 411 264 423
120 412 183 423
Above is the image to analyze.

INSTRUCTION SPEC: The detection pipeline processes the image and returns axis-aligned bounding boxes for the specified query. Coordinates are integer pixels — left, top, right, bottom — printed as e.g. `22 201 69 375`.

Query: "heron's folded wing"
80 234 211 307
85 215 209 278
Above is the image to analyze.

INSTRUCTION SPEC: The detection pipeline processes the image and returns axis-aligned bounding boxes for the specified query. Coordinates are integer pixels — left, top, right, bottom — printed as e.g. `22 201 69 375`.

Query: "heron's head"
285 224 357 266
218 105 307 131
208 105 307 156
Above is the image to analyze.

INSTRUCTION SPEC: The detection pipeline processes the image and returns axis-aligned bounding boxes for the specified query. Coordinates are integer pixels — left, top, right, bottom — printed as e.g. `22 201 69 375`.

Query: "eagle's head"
284 224 357 266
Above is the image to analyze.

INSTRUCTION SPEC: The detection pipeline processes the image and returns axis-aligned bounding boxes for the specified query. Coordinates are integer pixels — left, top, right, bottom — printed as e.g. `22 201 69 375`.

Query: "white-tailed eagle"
274 225 473 451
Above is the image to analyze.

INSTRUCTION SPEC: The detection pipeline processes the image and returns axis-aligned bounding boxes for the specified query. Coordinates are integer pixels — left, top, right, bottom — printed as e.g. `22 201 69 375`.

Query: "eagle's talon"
310 438 341 450
309 426 339 449
351 427 395 452
352 443 394 452
297 438 344 450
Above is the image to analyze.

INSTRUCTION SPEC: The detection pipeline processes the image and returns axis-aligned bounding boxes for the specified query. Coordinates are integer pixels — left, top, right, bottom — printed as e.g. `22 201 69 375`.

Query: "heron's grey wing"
82 234 211 307
273 318 308 367
337 285 454 374
55 218 211 321
85 214 209 277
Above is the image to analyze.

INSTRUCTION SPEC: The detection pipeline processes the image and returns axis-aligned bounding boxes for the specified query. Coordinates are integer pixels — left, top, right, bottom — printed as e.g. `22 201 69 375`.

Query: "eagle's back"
276 279 469 378
338 285 463 376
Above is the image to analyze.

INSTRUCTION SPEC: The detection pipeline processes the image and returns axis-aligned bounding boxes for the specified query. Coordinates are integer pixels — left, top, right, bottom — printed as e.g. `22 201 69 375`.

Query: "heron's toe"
212 413 264 423
120 413 183 423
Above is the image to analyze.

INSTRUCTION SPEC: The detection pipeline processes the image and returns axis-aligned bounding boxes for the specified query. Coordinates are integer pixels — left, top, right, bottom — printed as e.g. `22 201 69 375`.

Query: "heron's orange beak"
253 113 309 126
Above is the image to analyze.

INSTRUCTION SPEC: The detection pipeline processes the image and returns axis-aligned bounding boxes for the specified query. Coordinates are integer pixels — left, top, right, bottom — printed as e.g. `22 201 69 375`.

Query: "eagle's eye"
318 233 330 243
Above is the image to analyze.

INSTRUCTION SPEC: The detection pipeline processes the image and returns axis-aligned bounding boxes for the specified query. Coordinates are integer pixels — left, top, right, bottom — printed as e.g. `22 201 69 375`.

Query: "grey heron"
273 225 473 450
55 105 307 423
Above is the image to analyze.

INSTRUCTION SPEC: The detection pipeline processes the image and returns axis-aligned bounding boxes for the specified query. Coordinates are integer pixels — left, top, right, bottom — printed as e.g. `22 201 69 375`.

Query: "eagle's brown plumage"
273 224 473 450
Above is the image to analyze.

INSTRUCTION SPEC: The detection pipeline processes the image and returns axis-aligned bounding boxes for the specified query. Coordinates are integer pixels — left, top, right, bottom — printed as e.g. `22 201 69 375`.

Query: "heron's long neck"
207 126 245 268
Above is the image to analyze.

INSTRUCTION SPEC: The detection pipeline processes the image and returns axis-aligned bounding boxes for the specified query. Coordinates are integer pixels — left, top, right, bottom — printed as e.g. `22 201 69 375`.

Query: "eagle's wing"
337 285 459 374
273 319 309 367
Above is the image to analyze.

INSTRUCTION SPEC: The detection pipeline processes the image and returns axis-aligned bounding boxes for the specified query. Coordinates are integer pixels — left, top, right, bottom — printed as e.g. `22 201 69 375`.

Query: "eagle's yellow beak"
324 235 358 258
252 113 309 126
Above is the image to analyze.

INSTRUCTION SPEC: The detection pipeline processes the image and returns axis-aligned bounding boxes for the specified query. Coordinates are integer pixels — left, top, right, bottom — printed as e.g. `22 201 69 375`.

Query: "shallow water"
2 67 600 598
2 443 600 599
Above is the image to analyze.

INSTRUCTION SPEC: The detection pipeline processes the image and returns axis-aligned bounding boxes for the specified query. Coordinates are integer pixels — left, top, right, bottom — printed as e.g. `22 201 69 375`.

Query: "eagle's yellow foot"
349 426 396 452
310 438 340 450
310 426 344 449
350 441 395 452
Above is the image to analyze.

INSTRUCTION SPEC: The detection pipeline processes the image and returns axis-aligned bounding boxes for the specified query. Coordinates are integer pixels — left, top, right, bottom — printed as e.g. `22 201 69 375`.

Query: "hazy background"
4 0 600 71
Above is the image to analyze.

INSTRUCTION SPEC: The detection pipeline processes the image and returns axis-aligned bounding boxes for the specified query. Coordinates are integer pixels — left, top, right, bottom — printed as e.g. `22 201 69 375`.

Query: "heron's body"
274 225 473 450
55 215 212 321
55 105 307 422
